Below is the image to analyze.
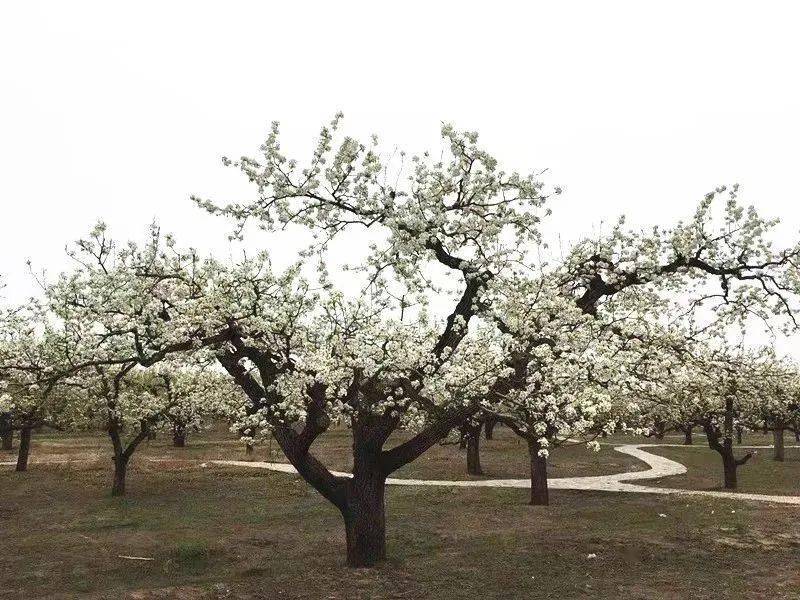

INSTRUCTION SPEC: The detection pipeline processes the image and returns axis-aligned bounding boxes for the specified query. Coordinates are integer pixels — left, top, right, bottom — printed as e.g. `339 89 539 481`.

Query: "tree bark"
703 407 751 491
683 427 693 445
466 430 483 475
111 455 128 496
1 413 12 450
528 441 549 505
107 421 149 496
722 450 738 489
773 428 785 462
15 427 32 472
484 416 497 440
172 425 187 448
342 446 387 567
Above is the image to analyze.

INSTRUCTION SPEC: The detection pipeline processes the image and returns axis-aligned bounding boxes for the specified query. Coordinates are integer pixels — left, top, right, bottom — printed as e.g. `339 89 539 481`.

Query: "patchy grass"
1 428 800 599
645 444 800 495
2 426 642 481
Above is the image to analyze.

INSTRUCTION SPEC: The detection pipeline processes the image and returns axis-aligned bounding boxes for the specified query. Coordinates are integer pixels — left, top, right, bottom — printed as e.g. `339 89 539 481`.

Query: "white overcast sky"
1 1 799 352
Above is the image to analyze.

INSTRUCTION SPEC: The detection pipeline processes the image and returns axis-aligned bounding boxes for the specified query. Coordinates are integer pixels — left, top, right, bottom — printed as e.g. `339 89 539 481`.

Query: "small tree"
740 358 800 462
79 365 170 495
148 366 236 448
697 352 758 490
640 346 772 490
38 225 234 495
485 280 642 505
0 305 76 472
446 415 486 476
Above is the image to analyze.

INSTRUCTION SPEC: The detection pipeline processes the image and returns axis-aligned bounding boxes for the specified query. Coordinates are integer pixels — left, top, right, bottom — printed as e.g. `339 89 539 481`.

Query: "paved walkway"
212 444 800 505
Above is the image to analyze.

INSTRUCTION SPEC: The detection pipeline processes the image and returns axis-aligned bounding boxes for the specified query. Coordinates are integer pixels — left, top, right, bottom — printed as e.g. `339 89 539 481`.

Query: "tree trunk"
773 428 785 462
466 430 483 475
721 399 741 489
172 425 187 448
683 427 693 445
704 409 750 491
528 441 549 506
342 450 387 567
1 413 12 450
15 427 32 472
484 416 497 440
722 451 738 489
111 456 128 496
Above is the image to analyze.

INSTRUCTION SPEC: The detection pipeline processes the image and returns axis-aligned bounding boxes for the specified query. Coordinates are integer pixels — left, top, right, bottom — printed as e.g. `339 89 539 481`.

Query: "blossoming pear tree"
184 116 800 562
636 342 789 489
184 119 553 566
0 301 80 471
143 364 243 448
735 354 799 462
37 224 244 495
483 270 700 505
70 229 510 563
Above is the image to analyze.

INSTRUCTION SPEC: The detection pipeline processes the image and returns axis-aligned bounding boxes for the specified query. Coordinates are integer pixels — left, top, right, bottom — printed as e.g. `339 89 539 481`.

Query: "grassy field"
1 427 799 599
5 426 642 480
644 435 800 495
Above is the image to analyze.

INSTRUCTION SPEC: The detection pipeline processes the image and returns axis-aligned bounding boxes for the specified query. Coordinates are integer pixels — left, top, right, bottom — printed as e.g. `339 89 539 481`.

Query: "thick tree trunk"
342 449 387 567
1 413 13 450
773 428 785 462
111 456 128 496
528 441 549 506
15 427 32 472
484 416 497 440
172 425 187 448
683 427 693 445
466 430 483 475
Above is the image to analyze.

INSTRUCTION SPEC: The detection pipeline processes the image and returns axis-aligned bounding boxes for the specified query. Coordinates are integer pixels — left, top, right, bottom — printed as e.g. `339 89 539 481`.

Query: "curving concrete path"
212 444 800 506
